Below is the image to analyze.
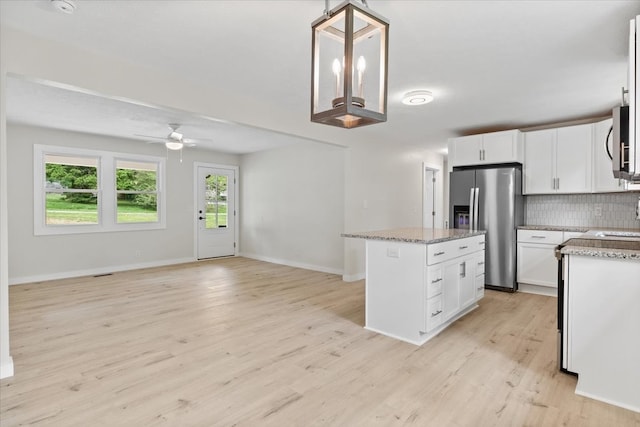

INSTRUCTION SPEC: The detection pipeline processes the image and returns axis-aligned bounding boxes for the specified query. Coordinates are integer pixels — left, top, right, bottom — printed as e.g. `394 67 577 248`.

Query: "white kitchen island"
560 237 640 412
342 228 486 345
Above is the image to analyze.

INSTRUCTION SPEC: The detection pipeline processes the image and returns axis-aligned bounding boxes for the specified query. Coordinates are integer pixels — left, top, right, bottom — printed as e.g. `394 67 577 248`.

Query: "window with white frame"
34 145 166 235
115 159 159 224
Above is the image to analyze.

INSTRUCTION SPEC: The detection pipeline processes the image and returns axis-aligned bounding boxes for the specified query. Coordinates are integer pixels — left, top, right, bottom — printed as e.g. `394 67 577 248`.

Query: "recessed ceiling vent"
50 0 76 14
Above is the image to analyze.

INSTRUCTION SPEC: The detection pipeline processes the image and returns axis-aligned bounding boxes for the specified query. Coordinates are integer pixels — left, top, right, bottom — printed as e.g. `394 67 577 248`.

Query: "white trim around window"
34 144 166 236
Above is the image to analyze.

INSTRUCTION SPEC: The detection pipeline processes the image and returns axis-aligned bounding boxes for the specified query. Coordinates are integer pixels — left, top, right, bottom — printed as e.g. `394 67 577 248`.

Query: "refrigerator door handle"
473 187 480 231
469 188 475 230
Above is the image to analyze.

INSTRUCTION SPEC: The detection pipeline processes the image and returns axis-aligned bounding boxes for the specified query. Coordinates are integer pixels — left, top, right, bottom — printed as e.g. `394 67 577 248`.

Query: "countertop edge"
518 225 589 233
561 245 640 260
341 229 486 245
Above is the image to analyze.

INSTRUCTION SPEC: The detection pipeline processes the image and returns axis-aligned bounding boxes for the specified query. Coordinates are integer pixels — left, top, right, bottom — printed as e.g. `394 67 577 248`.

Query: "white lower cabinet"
517 229 584 296
432 242 484 327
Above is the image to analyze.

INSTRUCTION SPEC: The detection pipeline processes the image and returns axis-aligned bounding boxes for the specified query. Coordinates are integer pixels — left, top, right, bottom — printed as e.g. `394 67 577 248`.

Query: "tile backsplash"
525 193 640 229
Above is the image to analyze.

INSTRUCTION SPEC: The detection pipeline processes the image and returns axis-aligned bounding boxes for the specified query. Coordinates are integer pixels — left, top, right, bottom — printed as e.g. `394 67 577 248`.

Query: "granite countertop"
341 227 486 245
518 225 589 233
520 225 640 259
560 238 640 260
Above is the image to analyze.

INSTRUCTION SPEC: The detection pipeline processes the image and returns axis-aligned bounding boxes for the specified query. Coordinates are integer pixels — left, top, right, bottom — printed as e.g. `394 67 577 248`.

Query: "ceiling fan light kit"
311 0 389 129
165 141 184 151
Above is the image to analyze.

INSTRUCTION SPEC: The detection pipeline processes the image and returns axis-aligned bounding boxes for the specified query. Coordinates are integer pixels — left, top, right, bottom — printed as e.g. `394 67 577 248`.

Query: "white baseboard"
9 257 195 285
518 283 557 297
238 252 343 276
0 356 14 379
342 273 365 282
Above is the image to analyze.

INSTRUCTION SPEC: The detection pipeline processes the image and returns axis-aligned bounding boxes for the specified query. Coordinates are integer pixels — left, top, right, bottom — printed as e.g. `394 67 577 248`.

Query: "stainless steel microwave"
611 105 631 180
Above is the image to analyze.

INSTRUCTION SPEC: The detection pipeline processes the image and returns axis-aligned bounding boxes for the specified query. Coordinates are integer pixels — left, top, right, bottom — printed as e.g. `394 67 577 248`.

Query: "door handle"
199 216 205 220
473 187 479 231
468 188 474 230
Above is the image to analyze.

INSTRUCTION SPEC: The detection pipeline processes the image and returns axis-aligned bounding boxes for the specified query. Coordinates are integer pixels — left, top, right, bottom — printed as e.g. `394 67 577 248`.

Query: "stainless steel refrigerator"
449 164 523 291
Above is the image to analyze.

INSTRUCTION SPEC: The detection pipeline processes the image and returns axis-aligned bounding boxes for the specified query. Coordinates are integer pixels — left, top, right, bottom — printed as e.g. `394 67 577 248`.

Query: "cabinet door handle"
459 245 468 250
431 278 442 283
434 251 445 256
477 261 484 266
460 262 466 278
431 310 443 317
477 286 484 291
557 177 560 189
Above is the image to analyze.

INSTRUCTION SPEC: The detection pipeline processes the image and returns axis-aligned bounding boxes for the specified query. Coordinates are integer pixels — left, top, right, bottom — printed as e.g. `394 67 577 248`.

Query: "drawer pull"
531 236 546 239
434 251 445 256
431 310 443 317
479 241 485 245
477 286 484 291
431 278 442 284
459 245 468 250
477 261 484 266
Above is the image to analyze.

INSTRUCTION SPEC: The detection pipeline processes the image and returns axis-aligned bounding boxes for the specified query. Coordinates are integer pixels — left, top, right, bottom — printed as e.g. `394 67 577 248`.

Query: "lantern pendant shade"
311 0 389 129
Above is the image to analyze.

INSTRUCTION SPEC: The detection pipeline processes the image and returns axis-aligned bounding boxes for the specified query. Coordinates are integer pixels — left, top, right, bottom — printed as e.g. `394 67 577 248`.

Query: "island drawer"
424 295 443 333
474 254 485 275
427 234 485 265
425 266 443 298
517 229 564 244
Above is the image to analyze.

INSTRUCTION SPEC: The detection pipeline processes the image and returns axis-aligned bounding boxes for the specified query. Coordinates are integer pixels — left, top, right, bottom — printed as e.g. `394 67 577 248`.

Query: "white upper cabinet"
448 130 523 168
592 118 627 192
524 123 592 194
523 129 555 194
556 125 592 193
449 134 483 166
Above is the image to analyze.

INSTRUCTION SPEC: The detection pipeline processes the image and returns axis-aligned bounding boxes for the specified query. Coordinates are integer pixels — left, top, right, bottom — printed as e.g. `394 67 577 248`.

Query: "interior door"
196 166 236 259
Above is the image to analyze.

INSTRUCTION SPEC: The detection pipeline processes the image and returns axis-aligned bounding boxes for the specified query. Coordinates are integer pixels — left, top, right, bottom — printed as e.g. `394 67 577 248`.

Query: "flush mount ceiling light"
311 0 389 129
50 0 76 14
402 90 434 106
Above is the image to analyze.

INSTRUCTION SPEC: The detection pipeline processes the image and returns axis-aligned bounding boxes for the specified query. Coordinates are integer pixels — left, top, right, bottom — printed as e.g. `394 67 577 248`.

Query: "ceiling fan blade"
145 140 169 145
183 138 211 144
184 142 197 147
134 134 166 140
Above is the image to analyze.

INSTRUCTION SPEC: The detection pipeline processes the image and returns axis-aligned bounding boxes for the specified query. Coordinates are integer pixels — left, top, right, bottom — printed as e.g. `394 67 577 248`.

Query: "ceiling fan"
135 124 209 152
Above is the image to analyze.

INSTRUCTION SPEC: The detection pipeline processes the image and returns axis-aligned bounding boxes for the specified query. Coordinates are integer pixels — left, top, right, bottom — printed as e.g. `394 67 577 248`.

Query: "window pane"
205 174 228 228
116 160 157 191
45 192 98 225
117 194 158 223
45 155 98 190
116 160 158 224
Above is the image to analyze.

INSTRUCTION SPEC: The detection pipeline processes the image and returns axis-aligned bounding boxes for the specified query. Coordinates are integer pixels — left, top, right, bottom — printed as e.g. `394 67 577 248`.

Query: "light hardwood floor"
1 257 639 426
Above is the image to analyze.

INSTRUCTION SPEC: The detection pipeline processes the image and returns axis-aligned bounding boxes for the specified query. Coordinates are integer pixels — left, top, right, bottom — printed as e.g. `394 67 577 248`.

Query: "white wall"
343 140 444 280
7 124 240 283
0 65 13 378
240 142 345 274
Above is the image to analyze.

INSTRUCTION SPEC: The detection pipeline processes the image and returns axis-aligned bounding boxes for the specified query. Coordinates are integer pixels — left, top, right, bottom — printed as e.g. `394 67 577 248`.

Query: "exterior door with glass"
196 165 236 259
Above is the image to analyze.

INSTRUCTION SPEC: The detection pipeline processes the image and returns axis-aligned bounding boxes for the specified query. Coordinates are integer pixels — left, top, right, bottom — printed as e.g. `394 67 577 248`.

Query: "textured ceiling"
2 0 639 154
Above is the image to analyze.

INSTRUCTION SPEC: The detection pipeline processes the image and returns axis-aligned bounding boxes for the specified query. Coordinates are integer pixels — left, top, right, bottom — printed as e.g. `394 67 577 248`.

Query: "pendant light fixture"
311 0 389 129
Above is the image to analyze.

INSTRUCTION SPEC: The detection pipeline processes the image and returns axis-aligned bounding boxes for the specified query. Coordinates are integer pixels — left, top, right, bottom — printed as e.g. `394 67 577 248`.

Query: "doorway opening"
423 165 442 229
